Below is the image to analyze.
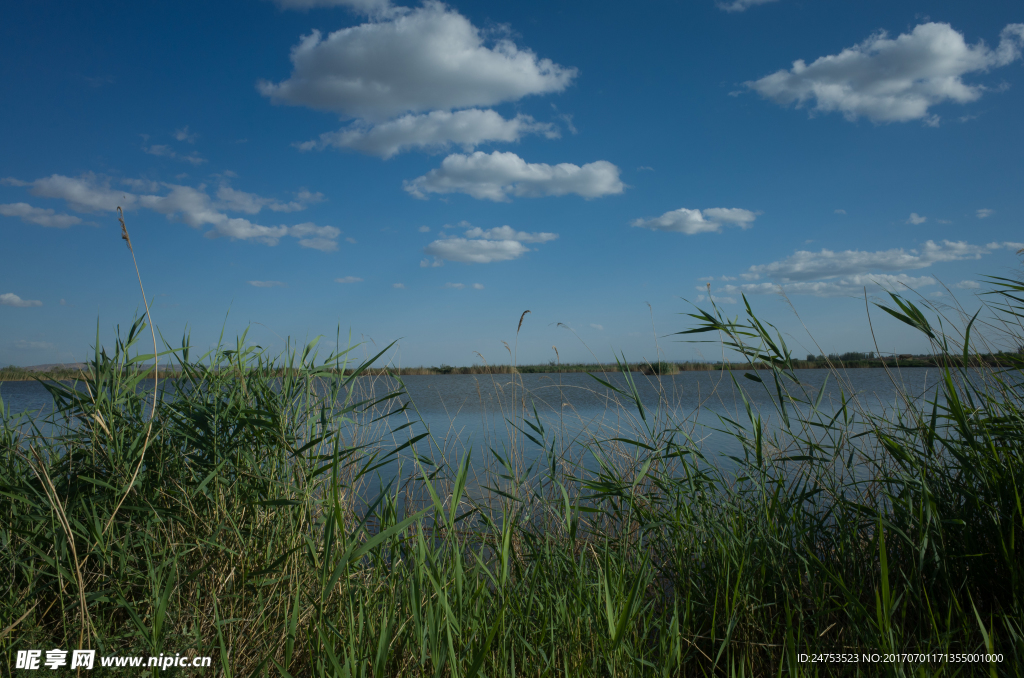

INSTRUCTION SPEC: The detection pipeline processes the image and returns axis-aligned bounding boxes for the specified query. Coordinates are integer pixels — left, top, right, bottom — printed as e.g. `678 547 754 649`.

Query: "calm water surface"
2 368 952 468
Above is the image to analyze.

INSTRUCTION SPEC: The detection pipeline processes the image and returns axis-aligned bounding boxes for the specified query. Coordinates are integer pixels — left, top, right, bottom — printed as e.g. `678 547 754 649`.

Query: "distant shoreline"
1 355 1015 383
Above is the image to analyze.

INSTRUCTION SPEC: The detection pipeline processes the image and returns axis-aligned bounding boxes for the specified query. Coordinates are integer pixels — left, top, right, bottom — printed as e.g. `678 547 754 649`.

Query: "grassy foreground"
2 279 1023 677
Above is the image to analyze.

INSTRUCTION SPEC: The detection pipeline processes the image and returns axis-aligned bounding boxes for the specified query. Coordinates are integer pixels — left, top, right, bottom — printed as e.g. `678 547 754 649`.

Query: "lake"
2 367 952 479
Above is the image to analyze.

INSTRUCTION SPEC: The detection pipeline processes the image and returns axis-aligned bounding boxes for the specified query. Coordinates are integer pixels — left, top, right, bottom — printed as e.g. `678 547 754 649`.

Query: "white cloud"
259 2 576 122
695 294 738 304
590 323 603 330
748 22 1024 124
143 144 173 157
392 282 405 289
637 166 654 172
122 178 161 192
216 186 324 213
710 273 938 298
7 173 339 250
462 225 557 243
423 223 557 263
424 238 529 264
444 282 465 289
743 240 1014 282
23 173 132 212
298 109 558 158
270 0 393 15
698 276 714 281
420 257 444 267
289 223 342 251
14 340 54 350
249 280 286 287
335 276 364 283
907 212 927 224
631 207 757 234
1 293 42 308
174 126 198 143
405 151 623 201
717 0 779 13
955 280 980 289
143 144 206 165
472 283 484 290
556 112 577 134
977 208 994 218
140 185 295 246
834 209 847 214
270 3 574 158
0 202 82 228
418 225 431 233
708 241 1023 298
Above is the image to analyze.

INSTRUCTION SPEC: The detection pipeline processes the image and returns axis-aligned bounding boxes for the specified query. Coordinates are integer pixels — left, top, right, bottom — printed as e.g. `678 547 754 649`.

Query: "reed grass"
2 274 1023 676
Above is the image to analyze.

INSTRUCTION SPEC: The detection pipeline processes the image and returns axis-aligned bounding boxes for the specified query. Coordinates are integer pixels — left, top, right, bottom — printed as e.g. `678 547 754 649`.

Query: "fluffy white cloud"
631 207 757 234
6 173 338 250
297 109 558 158
420 257 444 267
405 151 623 201
21 173 132 212
259 2 576 121
977 208 994 218
249 280 286 287
717 0 778 12
907 212 926 224
472 283 484 290
444 282 465 289
748 22 1024 124
392 282 405 289
708 241 1024 297
0 202 82 228
590 323 604 330
462 225 557 243
743 240 1018 282
422 222 557 263
1 293 42 308
955 280 981 289
335 276 363 283
424 238 529 264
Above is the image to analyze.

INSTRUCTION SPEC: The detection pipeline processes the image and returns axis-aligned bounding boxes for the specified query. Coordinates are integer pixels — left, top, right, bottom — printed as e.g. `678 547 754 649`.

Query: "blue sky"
2 0 1022 368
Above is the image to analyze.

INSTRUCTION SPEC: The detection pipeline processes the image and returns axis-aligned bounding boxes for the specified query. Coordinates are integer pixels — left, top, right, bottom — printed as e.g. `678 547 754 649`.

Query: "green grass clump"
2 276 1023 677
639 361 680 375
